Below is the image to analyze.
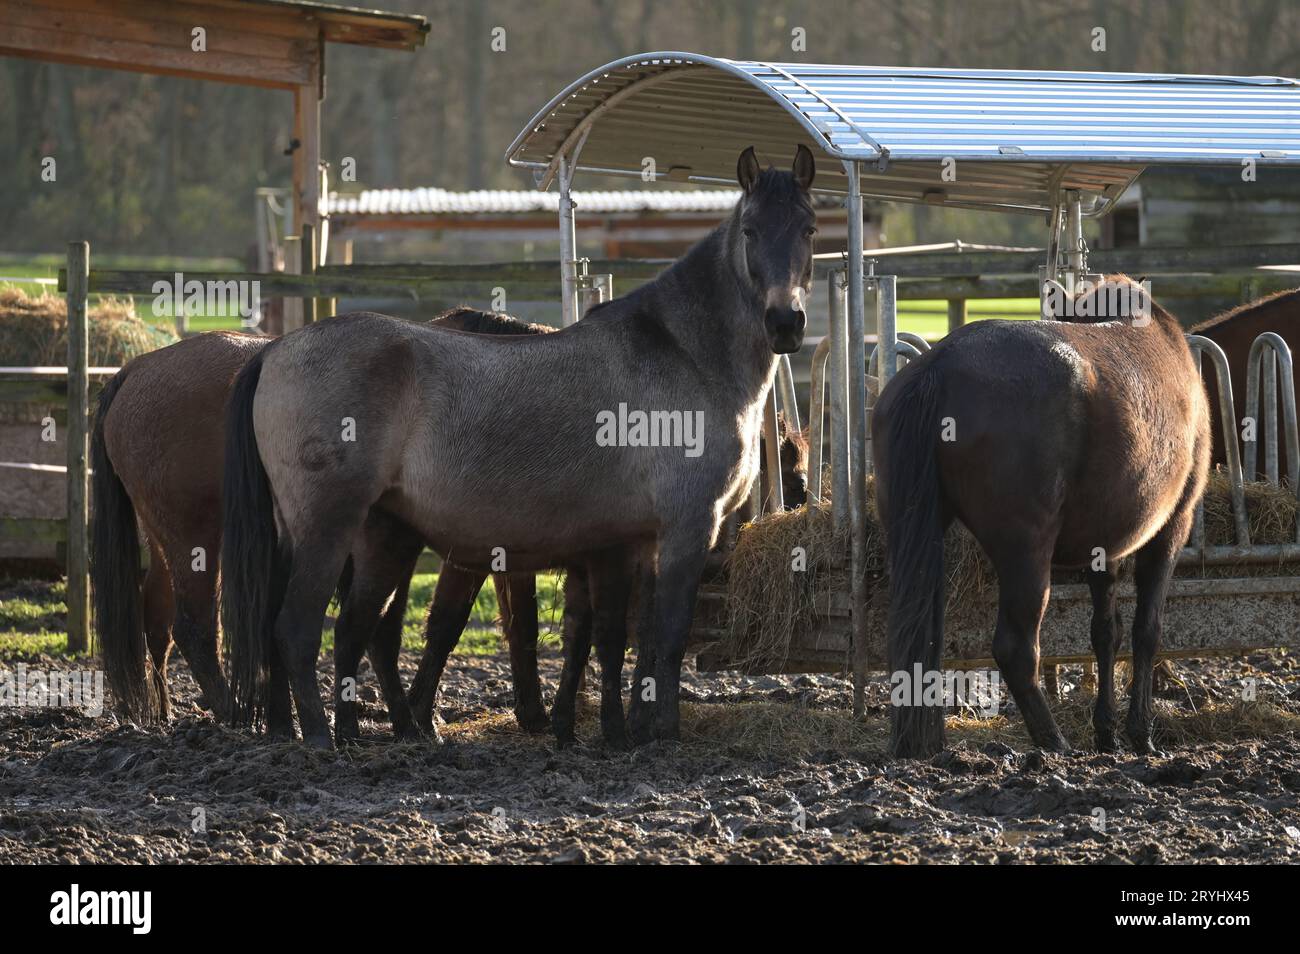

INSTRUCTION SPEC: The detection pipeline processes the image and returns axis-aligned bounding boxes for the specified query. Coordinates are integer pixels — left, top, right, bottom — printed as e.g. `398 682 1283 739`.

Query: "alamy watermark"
1042 277 1153 323
595 403 704 458
890 664 1002 718
0 664 105 717
152 273 262 328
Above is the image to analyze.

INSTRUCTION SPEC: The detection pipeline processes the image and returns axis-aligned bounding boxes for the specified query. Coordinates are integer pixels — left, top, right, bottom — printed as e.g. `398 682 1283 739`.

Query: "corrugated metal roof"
507 53 1300 215
325 187 843 217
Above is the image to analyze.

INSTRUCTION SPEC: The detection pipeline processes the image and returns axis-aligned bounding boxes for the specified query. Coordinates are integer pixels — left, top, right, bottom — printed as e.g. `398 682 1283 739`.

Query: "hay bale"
718 472 1298 670
0 287 174 368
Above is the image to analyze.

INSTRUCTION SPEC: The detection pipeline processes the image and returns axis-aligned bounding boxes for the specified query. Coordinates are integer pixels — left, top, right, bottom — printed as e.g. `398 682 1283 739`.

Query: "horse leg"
648 528 710 743
141 549 173 720
334 517 423 745
625 562 657 746
369 569 421 741
496 573 549 733
408 566 485 736
1085 563 1122 751
587 553 632 750
169 566 228 721
274 532 357 750
991 554 1068 752
267 651 294 741
552 567 592 749
1126 505 1195 754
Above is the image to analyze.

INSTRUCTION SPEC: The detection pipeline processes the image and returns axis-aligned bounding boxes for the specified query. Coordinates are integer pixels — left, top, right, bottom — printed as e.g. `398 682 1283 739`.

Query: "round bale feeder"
508 54 1300 710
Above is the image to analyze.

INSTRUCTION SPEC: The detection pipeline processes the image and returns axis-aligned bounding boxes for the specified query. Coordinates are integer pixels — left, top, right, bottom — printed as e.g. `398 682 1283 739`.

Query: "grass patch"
0 572 570 659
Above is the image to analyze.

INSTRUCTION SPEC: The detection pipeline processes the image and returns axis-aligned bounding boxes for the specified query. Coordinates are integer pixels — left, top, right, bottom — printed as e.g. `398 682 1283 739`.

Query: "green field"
0 572 566 660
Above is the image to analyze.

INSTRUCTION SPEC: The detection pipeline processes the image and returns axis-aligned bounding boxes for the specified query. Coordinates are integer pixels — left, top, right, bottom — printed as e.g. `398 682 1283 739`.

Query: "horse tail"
220 348 284 728
878 364 948 758
90 367 158 721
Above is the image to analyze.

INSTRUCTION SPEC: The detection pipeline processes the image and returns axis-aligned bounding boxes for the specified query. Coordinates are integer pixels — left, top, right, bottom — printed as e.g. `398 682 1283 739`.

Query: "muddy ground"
1 645 1298 863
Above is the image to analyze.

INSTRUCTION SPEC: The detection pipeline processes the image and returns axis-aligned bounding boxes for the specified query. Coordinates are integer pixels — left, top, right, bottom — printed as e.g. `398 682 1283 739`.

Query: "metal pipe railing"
1243 333 1299 507
1186 335 1250 548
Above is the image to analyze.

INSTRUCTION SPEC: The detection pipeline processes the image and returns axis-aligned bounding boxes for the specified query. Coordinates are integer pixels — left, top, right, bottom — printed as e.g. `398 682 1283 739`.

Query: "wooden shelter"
0 0 429 248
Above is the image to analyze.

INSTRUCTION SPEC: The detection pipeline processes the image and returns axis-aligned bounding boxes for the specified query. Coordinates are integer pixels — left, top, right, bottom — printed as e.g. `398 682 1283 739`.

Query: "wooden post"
947 297 967 334
65 241 90 655
281 235 302 333
301 224 317 325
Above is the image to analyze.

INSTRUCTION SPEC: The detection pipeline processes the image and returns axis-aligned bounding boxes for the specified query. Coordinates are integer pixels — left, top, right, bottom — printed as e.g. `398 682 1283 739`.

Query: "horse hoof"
392 723 425 743
516 710 551 734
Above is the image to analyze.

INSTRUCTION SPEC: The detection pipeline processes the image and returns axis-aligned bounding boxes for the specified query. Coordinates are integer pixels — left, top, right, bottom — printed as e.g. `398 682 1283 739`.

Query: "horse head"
734 144 817 354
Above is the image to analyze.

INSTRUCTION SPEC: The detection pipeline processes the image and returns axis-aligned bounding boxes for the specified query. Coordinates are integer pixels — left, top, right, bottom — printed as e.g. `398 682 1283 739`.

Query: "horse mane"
1189 285 1300 334
429 306 555 336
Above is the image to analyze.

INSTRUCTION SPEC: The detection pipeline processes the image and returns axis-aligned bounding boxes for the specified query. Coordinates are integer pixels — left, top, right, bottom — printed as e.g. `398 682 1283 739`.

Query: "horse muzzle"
765 306 806 354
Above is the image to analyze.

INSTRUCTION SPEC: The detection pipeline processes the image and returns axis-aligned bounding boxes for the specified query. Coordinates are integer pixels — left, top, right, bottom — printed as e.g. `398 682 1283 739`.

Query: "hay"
1201 469 1299 546
947 696 1300 751
718 472 1299 670
0 286 174 367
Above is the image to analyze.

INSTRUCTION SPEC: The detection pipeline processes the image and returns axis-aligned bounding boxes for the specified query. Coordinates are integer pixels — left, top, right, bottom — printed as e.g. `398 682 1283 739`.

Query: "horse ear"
737 146 761 194
792 144 816 190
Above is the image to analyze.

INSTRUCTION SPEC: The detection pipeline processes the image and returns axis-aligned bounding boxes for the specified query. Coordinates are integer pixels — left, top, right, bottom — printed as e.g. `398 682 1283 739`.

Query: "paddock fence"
3 239 1299 653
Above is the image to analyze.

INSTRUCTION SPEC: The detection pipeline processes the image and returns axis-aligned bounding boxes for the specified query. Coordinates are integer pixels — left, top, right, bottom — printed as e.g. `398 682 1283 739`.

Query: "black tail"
90 367 159 721
220 348 285 728
878 366 948 758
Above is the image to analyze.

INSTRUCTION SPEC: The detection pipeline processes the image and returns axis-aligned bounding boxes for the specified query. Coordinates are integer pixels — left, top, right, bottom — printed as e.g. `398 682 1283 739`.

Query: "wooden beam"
0 0 319 90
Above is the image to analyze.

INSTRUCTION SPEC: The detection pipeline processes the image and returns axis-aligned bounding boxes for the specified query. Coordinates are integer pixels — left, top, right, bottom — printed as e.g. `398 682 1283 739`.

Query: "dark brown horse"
873 276 1209 758
90 310 552 735
221 146 817 749
1189 288 1300 482
405 415 809 749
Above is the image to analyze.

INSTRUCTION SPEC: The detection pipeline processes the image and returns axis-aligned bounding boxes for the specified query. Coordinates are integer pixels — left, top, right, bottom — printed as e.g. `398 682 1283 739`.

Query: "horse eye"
743 228 757 240
805 227 818 237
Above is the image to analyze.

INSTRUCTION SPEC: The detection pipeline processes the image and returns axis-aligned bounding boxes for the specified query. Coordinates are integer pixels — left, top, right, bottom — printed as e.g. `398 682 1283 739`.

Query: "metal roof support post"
828 268 849 533
558 154 579 326
777 355 802 434
762 386 785 512
1063 189 1084 294
845 162 871 718
877 273 898 389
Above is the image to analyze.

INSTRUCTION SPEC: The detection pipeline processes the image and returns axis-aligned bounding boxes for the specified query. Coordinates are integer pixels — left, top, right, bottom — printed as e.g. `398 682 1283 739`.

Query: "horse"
406 415 810 749
89 309 551 736
1188 288 1300 483
221 144 817 749
872 275 1210 758
552 420 809 748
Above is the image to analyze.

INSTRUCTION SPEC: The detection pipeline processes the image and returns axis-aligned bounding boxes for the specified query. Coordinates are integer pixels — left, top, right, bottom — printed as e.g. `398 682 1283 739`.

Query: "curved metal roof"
506 53 1300 215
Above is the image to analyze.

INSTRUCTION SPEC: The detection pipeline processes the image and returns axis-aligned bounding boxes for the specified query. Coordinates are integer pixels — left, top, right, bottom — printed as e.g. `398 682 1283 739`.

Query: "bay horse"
90 309 551 735
873 275 1209 758
1189 288 1300 483
221 145 817 748
406 415 809 749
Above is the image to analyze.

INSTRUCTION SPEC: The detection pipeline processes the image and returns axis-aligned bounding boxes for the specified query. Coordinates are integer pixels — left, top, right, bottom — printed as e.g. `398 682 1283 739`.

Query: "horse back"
904 317 1207 566
104 331 268 539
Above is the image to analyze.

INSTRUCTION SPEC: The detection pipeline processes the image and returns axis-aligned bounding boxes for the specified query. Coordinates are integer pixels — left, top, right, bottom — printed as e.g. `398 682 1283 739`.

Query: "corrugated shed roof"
506 53 1300 214
325 187 844 216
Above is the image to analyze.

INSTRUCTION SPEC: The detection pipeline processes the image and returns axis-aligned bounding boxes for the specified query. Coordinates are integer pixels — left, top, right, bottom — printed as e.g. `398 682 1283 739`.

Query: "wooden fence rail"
6 240 1299 654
